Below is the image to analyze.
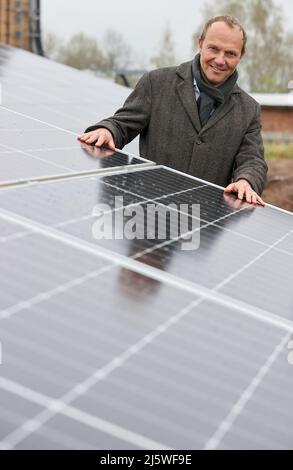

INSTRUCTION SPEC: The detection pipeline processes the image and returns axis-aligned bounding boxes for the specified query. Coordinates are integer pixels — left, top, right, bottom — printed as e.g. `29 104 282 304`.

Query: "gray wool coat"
86 60 268 194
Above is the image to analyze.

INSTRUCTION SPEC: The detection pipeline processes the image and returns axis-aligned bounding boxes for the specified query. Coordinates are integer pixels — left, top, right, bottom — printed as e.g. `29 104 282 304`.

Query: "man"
78 15 267 205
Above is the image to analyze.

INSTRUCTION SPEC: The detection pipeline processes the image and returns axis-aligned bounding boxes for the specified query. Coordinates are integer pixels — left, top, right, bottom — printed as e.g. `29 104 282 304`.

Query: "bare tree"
58 33 107 70
102 29 132 69
43 31 64 61
150 24 177 68
192 0 293 92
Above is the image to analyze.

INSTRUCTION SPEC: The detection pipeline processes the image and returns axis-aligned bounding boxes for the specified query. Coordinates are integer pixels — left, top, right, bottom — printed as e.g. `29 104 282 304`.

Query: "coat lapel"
176 62 201 133
200 94 238 133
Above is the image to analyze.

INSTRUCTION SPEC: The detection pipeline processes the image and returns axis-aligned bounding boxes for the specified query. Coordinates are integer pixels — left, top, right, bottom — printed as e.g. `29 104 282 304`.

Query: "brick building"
0 0 43 54
250 93 293 141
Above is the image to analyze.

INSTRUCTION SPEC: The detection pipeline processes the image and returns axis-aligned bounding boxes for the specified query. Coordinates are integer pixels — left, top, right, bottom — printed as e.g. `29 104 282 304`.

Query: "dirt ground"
262 158 293 213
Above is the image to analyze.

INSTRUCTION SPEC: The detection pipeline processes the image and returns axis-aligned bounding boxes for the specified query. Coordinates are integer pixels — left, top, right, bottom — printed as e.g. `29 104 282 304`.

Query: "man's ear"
198 36 203 51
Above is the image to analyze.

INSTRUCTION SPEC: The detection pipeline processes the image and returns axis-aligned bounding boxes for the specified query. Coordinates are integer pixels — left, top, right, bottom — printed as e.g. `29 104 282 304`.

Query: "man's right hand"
77 128 115 150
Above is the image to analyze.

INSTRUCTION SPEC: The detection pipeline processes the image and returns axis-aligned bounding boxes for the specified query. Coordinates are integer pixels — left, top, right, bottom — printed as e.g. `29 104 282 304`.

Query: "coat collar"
175 60 241 134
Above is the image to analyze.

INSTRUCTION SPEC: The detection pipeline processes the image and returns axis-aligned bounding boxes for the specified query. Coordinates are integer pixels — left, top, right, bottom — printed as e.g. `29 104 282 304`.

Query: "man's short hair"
201 15 247 55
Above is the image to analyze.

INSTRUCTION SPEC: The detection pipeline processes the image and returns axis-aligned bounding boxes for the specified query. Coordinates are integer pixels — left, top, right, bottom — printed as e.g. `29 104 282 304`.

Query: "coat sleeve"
232 102 268 195
85 72 152 149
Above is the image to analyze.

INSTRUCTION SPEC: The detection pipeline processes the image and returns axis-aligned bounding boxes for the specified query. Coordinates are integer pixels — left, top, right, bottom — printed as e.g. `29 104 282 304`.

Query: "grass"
264 142 293 160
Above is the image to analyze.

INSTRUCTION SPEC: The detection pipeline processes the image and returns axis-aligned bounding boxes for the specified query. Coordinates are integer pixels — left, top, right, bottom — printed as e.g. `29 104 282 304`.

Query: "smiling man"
78 15 267 205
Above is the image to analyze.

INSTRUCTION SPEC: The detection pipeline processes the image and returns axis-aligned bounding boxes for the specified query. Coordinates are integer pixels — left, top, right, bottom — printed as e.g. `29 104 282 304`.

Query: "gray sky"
42 0 293 65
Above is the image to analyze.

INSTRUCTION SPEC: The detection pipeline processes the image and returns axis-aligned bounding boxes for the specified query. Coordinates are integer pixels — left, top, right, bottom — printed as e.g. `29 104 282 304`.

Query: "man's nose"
214 53 226 66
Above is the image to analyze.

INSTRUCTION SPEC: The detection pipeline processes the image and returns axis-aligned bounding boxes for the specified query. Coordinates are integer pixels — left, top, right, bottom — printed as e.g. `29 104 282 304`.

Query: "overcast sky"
42 0 293 65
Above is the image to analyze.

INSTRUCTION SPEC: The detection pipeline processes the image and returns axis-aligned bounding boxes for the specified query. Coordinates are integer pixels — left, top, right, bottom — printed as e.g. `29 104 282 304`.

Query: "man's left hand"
224 179 265 206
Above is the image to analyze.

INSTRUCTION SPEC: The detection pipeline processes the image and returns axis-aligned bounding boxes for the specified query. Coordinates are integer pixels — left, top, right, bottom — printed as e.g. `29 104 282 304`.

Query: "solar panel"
0 44 152 187
0 44 293 450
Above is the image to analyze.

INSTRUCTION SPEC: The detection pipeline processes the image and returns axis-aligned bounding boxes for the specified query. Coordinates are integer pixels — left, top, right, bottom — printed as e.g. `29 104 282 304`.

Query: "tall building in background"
0 0 43 55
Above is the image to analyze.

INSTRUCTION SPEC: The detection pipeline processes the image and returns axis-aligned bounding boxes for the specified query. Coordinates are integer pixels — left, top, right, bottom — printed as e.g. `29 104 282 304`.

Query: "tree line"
44 0 292 93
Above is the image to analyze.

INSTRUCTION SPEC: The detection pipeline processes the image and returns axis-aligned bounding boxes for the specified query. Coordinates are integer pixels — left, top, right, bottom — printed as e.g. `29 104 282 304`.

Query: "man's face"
198 21 244 86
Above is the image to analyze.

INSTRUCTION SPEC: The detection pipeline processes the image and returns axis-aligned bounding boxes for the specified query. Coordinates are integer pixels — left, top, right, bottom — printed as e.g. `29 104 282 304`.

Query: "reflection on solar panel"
0 44 293 450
